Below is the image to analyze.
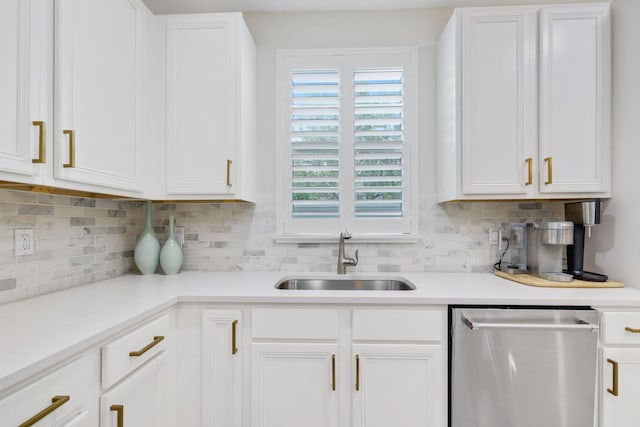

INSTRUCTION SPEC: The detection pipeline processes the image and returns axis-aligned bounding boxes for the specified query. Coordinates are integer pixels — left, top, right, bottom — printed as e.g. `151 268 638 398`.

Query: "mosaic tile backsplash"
0 191 564 305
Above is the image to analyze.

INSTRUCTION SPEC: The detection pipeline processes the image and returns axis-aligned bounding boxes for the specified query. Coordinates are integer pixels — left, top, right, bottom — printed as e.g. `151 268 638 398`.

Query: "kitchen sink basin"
274 277 416 291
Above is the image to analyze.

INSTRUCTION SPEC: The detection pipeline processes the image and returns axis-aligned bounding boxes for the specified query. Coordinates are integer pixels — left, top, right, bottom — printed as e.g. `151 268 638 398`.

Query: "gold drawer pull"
32 121 46 163
110 404 124 427
625 327 640 333
544 157 553 185
331 354 336 391
129 335 164 357
607 358 619 396
63 129 75 168
525 158 532 185
355 354 360 391
19 395 70 427
226 159 232 187
232 320 238 355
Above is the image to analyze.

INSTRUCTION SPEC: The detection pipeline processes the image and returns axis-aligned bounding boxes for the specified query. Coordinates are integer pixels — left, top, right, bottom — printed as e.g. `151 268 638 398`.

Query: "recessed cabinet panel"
251 343 339 427
166 17 235 195
461 10 536 195
601 348 640 427
352 344 444 427
0 0 50 182
539 6 611 194
55 0 143 192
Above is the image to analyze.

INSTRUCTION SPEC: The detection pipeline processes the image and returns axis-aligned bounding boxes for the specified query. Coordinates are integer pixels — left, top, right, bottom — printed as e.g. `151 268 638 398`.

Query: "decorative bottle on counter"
134 201 160 275
160 215 183 275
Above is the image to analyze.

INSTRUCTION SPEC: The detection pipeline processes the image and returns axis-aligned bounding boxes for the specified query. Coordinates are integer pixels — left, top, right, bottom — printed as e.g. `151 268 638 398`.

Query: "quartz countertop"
2 271 640 392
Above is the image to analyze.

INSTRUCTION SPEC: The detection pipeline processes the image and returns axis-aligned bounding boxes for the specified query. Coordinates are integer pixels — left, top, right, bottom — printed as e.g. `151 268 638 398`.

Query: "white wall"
243 9 452 195
587 0 640 287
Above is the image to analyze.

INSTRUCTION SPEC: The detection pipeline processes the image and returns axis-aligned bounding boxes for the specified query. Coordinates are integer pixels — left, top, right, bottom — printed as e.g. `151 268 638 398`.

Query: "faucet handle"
353 249 359 265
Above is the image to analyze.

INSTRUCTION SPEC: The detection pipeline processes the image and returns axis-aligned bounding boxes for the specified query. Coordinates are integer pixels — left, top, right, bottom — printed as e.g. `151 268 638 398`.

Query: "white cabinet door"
0 0 51 183
460 8 537 196
100 354 165 427
165 13 256 201
352 344 444 427
0 355 100 427
601 348 640 427
201 309 242 427
55 0 144 194
538 4 611 195
251 343 339 427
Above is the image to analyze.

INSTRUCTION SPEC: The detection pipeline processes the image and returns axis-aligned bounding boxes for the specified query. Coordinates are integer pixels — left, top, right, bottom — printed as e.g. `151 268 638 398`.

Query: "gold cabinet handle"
232 320 238 355
625 327 640 333
355 354 360 391
525 158 533 185
331 354 336 391
110 404 124 427
129 335 164 357
31 121 46 163
544 157 553 185
63 129 75 168
607 358 619 396
226 159 232 187
19 395 70 427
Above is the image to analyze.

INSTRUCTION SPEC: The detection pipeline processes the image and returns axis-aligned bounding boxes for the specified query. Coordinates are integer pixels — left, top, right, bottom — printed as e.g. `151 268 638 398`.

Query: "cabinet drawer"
251 308 339 339
601 312 640 345
102 315 169 389
0 354 99 427
352 309 443 342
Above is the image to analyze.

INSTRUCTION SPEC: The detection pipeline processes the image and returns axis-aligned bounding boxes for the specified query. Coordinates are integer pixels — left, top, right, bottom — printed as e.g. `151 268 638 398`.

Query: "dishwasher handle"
461 313 599 332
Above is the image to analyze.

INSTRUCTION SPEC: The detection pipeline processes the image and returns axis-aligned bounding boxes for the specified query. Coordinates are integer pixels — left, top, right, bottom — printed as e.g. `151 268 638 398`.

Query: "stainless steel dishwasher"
450 307 599 427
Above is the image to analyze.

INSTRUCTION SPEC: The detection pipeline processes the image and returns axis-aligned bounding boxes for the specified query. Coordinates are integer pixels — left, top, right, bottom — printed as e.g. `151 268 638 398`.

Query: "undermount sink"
275 277 416 291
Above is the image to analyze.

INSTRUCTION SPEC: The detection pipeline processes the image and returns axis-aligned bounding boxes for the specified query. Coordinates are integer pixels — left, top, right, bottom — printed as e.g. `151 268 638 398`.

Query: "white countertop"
2 271 640 392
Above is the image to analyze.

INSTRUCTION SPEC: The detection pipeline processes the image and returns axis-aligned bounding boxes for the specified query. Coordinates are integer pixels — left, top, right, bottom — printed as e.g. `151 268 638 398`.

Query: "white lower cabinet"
599 311 640 427
100 354 166 427
99 312 173 427
201 309 243 427
0 353 100 427
251 343 339 427
248 306 446 427
352 344 443 427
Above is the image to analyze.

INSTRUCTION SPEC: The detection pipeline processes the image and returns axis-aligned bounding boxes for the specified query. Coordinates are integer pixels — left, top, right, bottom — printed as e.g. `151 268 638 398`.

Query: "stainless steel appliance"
495 223 528 274
450 307 599 427
565 199 608 282
526 221 574 282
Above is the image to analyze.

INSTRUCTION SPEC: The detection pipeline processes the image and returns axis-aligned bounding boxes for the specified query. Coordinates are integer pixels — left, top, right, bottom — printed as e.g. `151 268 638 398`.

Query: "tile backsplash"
0 189 144 305
0 191 564 305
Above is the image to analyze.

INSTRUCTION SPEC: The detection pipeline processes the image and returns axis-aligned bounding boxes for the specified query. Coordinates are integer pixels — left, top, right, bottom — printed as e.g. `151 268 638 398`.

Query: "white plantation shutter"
353 69 404 218
290 71 341 218
277 49 417 237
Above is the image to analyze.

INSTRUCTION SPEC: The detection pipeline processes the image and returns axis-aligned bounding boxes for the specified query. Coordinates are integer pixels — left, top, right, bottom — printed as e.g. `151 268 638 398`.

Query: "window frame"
275 48 419 241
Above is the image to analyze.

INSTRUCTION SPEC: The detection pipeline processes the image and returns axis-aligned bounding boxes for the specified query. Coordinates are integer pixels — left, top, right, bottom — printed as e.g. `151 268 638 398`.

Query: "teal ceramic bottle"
134 201 160 274
160 215 183 275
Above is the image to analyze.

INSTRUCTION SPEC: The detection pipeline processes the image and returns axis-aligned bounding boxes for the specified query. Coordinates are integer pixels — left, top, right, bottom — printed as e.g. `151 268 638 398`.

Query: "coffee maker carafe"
564 199 608 282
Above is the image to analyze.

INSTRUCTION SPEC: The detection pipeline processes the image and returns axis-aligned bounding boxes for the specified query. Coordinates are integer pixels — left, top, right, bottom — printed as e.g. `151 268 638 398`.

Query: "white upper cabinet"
437 3 611 202
54 0 146 194
538 4 611 194
165 13 256 201
0 0 51 184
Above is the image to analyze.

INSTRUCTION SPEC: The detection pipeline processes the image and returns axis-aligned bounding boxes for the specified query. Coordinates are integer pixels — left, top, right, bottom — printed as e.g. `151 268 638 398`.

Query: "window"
276 49 418 239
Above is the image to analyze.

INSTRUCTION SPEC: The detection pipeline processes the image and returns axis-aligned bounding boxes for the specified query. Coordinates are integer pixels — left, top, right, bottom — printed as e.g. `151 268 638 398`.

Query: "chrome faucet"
337 230 358 274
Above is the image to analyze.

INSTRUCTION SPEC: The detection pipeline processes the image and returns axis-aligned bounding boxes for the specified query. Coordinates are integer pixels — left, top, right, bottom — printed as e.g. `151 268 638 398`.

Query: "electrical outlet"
175 226 185 248
488 227 499 245
15 228 34 256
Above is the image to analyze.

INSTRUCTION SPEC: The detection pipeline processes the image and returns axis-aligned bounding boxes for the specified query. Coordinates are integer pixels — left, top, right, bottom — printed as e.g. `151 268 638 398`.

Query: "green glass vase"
160 215 183 275
134 201 160 275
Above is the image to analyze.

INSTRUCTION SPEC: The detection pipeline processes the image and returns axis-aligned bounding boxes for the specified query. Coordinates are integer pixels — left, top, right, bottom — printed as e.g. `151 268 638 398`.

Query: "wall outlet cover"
15 228 34 256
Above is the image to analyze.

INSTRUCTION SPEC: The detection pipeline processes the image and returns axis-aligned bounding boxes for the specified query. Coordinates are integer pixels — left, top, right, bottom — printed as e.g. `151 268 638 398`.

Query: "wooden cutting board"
495 270 624 288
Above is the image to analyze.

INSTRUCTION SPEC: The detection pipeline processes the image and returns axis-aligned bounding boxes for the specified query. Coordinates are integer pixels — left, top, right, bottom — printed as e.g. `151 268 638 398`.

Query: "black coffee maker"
564 199 608 282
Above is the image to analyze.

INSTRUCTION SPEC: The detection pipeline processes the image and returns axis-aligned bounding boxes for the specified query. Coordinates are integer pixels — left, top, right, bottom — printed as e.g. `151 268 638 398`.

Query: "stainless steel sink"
275 277 416 291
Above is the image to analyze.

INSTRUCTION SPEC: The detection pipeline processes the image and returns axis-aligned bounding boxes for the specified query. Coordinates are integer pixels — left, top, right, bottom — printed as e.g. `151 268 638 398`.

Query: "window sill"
272 234 421 244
